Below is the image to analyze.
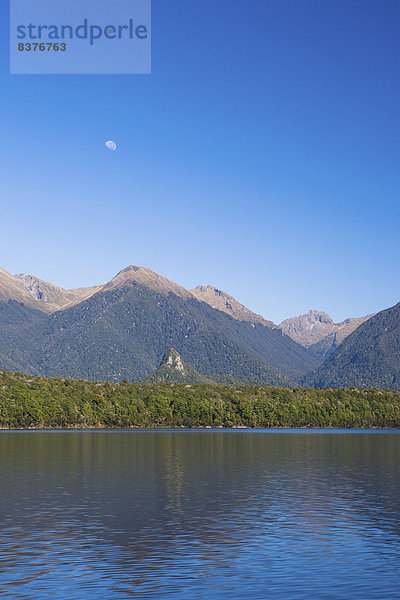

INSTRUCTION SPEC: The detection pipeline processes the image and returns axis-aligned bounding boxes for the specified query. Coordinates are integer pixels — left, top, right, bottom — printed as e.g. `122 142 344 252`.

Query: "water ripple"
0 430 399 599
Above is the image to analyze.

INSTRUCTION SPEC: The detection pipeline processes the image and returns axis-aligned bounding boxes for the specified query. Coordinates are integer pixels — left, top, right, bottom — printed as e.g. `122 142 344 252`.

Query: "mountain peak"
279 309 374 352
104 266 191 298
279 310 337 347
117 265 142 274
306 310 334 325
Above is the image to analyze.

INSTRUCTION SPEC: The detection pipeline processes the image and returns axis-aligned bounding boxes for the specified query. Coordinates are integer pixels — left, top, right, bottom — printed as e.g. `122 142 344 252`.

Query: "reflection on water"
0 430 399 599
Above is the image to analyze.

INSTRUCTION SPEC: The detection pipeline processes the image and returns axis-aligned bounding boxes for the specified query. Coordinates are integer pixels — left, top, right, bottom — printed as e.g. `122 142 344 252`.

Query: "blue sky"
1 0 399 324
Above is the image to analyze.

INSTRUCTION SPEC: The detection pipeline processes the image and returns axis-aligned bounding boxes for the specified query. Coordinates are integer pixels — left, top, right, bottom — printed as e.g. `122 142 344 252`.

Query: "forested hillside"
0 266 320 384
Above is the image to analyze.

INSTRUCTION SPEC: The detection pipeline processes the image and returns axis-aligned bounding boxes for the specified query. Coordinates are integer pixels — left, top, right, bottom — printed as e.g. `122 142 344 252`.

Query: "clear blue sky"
1 0 399 324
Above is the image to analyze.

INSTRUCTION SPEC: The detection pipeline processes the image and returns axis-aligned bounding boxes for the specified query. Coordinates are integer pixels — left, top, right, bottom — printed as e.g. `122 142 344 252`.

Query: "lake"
0 430 399 599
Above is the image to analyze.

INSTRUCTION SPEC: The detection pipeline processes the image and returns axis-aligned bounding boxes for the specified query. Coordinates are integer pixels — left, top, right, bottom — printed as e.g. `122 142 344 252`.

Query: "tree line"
1 370 399 429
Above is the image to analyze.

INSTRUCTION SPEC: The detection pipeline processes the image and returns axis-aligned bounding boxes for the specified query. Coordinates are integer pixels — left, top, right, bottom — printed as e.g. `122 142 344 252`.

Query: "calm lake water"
0 430 399 599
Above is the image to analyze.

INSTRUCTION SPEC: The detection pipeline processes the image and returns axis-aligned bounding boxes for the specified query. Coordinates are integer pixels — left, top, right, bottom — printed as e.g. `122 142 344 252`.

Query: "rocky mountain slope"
0 267 46 311
15 273 101 312
190 285 274 327
279 310 374 358
1 266 100 314
304 302 400 390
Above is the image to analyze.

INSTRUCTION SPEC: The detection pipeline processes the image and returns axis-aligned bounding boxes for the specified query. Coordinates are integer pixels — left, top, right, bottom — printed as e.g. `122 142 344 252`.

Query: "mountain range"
0 264 398 389
0 265 319 385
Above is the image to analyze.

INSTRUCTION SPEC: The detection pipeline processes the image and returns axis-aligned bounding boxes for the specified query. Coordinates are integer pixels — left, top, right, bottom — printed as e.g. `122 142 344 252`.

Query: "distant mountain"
190 285 275 327
15 273 101 313
279 310 374 359
143 348 214 384
304 302 400 390
279 310 335 346
0 264 320 384
0 267 45 311
0 266 100 316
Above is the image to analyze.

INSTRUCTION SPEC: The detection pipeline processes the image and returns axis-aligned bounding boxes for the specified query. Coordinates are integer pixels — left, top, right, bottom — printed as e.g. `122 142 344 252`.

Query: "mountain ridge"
190 285 275 327
0 264 319 385
6 262 393 389
15 273 101 312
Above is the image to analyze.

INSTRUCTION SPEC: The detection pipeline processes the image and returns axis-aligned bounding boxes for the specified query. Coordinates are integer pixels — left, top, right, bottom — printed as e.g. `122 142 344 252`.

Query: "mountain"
0 266 100 316
279 310 374 359
143 348 214 384
103 265 191 298
0 264 320 384
279 310 335 347
0 267 46 311
304 302 400 390
190 285 275 327
15 273 101 312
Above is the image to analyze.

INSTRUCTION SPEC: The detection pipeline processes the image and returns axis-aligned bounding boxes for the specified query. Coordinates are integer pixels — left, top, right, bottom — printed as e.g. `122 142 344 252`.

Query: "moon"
105 140 117 151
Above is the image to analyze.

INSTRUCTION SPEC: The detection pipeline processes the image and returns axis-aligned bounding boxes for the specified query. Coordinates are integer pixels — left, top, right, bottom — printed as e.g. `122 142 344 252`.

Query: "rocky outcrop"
143 349 214 384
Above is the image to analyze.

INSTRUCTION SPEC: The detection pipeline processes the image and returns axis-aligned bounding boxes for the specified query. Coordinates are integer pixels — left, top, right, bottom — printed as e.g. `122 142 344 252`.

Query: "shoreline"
0 425 399 432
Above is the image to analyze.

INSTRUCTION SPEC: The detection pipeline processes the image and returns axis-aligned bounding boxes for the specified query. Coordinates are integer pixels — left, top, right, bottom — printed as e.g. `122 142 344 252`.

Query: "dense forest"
1 369 399 429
